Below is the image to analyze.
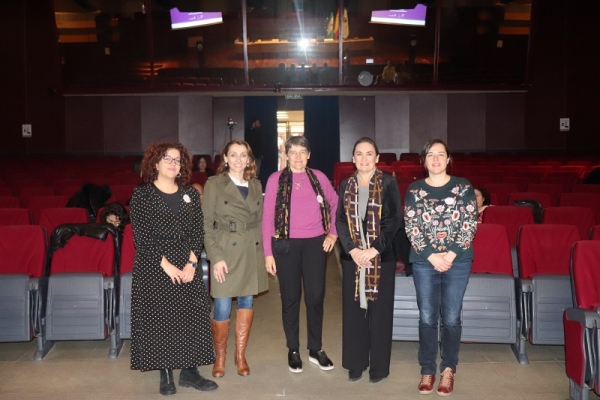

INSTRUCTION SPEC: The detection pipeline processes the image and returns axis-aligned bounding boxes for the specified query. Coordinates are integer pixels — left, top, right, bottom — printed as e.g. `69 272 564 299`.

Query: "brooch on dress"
183 194 191 203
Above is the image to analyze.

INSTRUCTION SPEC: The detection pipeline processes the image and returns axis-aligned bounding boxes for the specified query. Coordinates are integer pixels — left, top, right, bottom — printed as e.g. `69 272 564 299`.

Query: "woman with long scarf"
335 137 402 383
262 135 338 374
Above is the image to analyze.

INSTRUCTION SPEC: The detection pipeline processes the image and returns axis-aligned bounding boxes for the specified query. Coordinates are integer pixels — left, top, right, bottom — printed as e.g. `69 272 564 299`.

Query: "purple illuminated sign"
170 9 223 30
370 4 427 27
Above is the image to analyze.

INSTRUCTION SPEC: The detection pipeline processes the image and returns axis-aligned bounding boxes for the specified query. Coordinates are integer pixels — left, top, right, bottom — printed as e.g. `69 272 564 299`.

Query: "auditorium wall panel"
375 95 410 155
104 97 142 154
447 94 486 151
339 96 375 161
486 93 525 150
410 94 448 152
526 0 600 149
0 0 64 154
141 97 179 149
66 96 104 153
179 96 214 155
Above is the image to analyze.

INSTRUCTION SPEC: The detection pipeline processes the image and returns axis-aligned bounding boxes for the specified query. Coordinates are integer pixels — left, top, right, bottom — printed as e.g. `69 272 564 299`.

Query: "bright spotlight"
299 39 309 50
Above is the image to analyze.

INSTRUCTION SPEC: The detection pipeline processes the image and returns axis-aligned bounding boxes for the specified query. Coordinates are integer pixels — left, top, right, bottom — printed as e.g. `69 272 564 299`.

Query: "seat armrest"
566 307 600 329
516 277 532 293
103 276 115 290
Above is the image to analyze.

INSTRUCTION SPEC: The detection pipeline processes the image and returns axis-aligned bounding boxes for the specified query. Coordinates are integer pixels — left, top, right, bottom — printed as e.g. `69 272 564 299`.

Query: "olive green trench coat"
203 173 269 298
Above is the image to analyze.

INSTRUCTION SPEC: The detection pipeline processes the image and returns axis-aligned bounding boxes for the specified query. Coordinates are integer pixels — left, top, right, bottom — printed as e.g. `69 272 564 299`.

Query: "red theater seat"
563 241 600 399
38 208 89 240
42 224 123 359
542 207 596 240
26 195 68 225
486 183 518 205
0 208 32 226
0 196 21 208
0 226 47 350
514 224 579 361
18 187 55 207
507 191 552 209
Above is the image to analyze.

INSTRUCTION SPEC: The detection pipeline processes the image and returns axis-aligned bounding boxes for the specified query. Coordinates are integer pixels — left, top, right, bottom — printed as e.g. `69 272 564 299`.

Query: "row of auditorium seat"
1 213 599 367
564 240 600 400
0 177 210 210
482 204 600 278
0 204 130 241
394 222 600 368
0 186 134 208
0 222 208 360
333 161 600 190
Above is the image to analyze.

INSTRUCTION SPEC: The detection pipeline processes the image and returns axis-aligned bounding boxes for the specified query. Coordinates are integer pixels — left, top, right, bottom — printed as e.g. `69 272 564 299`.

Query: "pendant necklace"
294 174 307 190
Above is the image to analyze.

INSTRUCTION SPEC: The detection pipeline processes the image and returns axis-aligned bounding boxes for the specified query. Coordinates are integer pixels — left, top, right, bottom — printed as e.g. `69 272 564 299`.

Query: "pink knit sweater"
262 170 338 257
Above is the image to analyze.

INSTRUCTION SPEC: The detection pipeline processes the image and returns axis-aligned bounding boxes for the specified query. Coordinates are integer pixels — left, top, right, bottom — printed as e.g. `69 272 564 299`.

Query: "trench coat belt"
215 221 259 232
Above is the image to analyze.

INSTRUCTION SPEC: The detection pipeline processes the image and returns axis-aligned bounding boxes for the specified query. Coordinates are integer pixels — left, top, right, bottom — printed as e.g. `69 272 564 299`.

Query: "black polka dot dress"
129 183 215 371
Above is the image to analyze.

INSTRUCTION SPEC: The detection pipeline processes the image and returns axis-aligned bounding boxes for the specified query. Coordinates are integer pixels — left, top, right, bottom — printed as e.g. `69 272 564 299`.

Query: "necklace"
294 174 307 190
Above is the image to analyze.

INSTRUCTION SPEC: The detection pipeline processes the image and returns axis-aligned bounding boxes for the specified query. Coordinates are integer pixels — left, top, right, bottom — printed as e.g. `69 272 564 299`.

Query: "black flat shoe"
179 367 218 392
348 369 363 381
369 374 388 383
160 369 176 396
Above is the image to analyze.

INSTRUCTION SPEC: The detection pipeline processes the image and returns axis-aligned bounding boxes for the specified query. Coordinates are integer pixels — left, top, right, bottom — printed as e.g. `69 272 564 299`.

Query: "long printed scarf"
273 167 331 255
343 169 383 302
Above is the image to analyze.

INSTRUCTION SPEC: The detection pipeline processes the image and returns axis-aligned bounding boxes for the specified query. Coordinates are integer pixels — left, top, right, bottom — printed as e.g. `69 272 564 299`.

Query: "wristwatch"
188 260 198 269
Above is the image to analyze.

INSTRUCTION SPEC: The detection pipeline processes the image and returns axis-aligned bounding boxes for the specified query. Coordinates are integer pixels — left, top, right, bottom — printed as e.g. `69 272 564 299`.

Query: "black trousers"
274 235 327 352
341 258 396 379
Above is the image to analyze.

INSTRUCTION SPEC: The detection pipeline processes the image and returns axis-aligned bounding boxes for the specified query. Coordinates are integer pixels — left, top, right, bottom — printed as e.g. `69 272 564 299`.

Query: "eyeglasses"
163 155 182 166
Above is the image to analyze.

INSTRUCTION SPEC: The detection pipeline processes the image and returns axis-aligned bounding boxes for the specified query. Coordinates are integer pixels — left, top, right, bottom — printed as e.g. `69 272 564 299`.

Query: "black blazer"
335 173 406 264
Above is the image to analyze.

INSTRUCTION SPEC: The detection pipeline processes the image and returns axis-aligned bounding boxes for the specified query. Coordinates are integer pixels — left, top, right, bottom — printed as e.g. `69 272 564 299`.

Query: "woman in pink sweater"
262 135 338 374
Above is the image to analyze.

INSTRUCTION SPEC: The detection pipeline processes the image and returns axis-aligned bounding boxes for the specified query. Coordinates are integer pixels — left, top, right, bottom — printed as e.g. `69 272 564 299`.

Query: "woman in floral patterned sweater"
403 139 477 397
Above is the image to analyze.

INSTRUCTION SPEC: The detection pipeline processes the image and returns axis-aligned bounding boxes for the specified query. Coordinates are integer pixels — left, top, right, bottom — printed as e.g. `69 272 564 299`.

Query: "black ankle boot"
179 367 218 392
159 369 176 396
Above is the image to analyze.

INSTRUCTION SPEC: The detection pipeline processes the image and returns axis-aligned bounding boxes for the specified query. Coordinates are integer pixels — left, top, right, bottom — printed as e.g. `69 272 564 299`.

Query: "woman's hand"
428 252 452 272
181 263 196 283
442 251 457 264
162 262 184 285
181 252 198 283
265 256 277 276
349 248 377 268
322 234 338 252
213 260 228 283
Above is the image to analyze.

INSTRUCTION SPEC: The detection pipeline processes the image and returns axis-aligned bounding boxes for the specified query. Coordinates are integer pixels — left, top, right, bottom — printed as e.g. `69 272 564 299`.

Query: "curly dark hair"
100 202 130 226
140 142 192 185
216 140 257 181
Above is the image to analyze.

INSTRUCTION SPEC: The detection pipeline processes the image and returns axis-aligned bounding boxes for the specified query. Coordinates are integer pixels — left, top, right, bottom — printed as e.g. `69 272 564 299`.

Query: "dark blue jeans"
412 259 471 375
213 296 253 321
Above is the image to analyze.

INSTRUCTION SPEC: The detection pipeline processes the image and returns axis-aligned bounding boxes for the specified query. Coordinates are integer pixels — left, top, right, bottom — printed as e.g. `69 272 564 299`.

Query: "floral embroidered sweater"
403 176 478 263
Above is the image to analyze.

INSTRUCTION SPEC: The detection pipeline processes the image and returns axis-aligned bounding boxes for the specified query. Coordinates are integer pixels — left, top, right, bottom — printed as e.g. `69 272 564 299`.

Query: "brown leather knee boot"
234 309 254 376
212 319 229 378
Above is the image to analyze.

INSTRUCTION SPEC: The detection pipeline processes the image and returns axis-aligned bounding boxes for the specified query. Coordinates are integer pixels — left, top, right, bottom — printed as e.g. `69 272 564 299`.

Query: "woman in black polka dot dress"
130 142 217 395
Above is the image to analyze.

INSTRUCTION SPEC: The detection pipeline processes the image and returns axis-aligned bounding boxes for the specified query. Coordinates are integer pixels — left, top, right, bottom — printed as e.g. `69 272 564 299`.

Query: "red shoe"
418 374 435 395
437 367 454 396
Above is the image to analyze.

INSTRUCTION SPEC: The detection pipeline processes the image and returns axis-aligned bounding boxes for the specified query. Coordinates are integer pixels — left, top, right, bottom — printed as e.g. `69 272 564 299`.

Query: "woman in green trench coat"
202 139 269 378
